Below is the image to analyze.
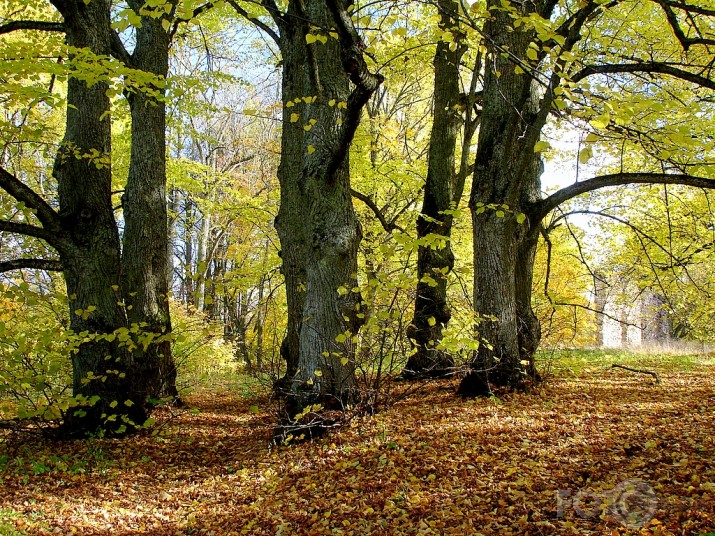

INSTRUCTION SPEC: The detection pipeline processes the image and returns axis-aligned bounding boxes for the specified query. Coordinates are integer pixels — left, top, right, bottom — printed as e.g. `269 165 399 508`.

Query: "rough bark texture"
272 7 310 391
459 0 546 396
52 0 147 435
121 9 178 401
269 0 381 422
403 0 465 379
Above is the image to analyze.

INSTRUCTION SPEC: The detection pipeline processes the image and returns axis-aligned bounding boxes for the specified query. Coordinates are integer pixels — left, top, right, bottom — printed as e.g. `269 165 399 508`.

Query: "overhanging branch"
0 20 64 35
533 172 715 222
0 166 69 251
572 62 715 90
0 258 63 274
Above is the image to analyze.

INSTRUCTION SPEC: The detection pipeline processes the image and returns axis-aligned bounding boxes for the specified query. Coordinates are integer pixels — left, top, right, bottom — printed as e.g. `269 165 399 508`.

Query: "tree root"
612 364 661 384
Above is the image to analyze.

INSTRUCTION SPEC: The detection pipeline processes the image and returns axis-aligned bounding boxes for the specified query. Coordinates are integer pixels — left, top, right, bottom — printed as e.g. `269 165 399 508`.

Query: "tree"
0 0 148 434
402 0 479 378
232 0 382 422
0 0 203 433
457 0 715 395
112 0 182 401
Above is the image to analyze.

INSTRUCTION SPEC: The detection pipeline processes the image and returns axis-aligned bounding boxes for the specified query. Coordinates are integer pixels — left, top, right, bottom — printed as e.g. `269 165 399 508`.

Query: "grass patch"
540 347 715 377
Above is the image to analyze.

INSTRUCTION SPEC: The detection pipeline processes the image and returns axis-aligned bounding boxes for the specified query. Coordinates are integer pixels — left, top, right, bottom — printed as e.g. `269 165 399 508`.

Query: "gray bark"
51 0 147 435
264 0 382 422
121 8 178 401
459 0 547 395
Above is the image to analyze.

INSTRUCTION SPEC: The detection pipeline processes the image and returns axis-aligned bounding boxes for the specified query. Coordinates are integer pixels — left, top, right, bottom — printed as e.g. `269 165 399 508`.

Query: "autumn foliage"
1 354 713 534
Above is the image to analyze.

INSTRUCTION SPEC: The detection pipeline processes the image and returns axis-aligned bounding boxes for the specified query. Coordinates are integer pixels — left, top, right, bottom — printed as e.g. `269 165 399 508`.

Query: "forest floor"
1 351 714 535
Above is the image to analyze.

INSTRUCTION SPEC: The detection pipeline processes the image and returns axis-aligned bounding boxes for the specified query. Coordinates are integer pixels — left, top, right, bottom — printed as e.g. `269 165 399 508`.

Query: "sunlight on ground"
1 353 713 535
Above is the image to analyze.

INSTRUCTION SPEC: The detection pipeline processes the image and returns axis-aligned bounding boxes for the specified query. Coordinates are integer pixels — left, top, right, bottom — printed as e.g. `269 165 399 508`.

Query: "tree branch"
227 0 280 45
572 62 715 90
350 188 403 233
663 0 715 17
0 258 63 274
0 166 69 251
110 31 133 67
0 20 64 35
0 220 56 243
533 172 715 222
612 364 661 384
326 0 384 180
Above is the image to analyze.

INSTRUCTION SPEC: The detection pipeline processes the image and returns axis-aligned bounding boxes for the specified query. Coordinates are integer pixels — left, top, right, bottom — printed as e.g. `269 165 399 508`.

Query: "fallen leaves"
0 360 713 535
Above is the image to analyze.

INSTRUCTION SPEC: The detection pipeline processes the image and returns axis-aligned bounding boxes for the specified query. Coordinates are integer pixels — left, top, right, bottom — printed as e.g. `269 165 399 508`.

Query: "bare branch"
227 0 280 45
0 258 63 274
0 166 70 251
533 172 715 222
0 20 64 35
0 220 56 243
350 188 403 233
572 62 715 90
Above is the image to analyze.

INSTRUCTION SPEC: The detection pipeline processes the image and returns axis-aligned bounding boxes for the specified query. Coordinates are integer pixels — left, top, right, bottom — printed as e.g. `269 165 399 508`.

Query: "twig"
611 364 662 384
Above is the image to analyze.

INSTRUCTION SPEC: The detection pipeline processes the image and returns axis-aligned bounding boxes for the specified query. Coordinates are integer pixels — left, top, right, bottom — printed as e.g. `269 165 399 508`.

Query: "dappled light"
2 355 714 534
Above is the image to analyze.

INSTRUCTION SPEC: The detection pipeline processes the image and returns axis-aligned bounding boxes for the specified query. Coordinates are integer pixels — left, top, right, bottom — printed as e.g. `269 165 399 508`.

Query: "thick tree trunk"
53 0 147 436
121 11 178 401
272 0 382 422
403 0 465 378
459 0 545 396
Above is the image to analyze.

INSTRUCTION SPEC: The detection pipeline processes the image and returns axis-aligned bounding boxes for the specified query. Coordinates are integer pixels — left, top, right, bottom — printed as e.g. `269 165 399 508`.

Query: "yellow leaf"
307 145 315 154
306 33 317 44
534 140 550 153
314 370 323 377
290 113 299 123
579 146 593 164
589 114 610 129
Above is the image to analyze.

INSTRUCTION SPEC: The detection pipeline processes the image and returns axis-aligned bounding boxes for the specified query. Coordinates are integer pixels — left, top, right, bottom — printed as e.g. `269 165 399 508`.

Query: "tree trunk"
459 0 545 396
53 0 147 436
594 272 606 346
121 9 178 401
273 15 309 392
182 196 195 306
272 0 382 422
194 208 211 312
403 0 465 379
